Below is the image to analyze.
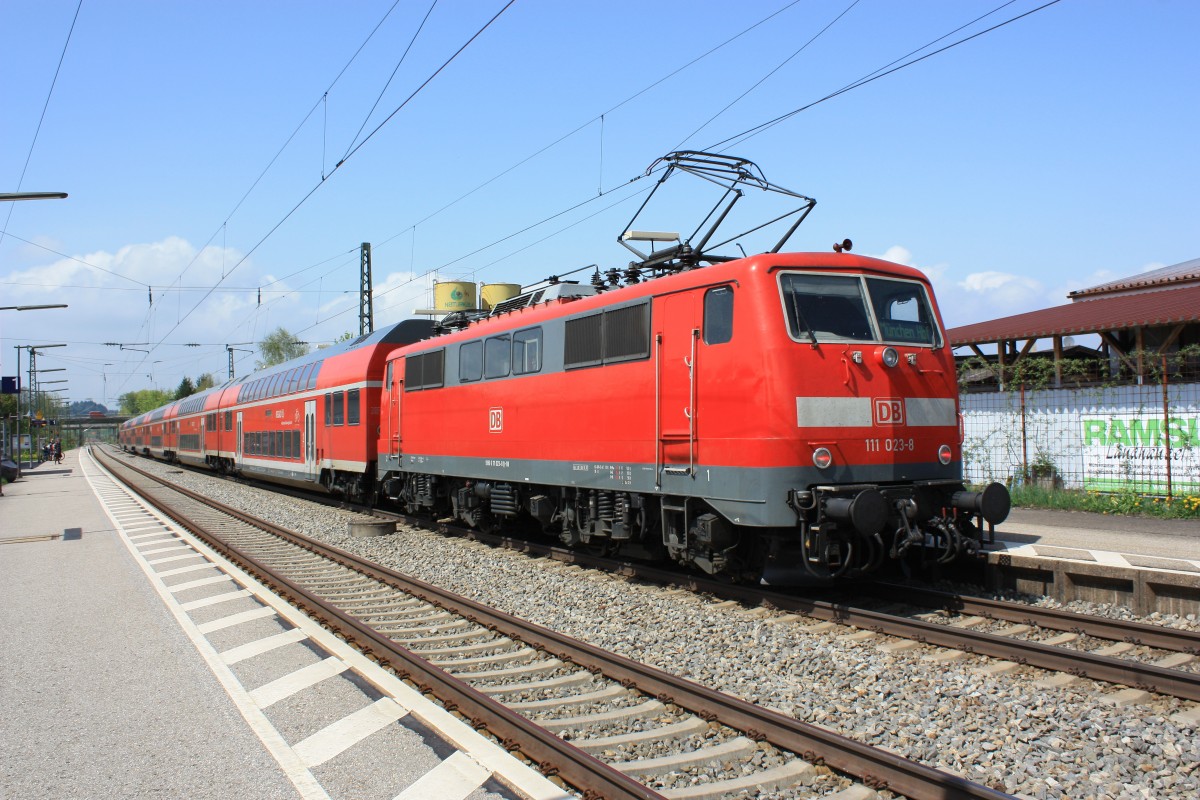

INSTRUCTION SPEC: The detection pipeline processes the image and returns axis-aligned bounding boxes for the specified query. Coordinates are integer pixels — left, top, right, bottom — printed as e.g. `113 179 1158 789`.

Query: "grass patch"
1009 484 1200 519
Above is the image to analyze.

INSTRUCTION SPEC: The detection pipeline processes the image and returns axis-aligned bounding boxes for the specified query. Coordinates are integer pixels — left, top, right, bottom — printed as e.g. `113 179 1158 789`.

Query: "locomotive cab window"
865 278 941 346
779 273 873 342
704 286 734 345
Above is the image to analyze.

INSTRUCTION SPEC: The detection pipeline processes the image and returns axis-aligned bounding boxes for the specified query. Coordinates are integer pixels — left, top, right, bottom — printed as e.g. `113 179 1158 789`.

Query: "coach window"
459 340 483 383
512 328 542 374
347 389 360 425
484 334 511 379
332 391 345 426
324 393 332 425
704 286 734 345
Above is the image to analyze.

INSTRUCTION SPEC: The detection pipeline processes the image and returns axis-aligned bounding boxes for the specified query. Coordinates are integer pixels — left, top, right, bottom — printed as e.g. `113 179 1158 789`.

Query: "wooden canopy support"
1157 323 1185 354
1098 331 1137 377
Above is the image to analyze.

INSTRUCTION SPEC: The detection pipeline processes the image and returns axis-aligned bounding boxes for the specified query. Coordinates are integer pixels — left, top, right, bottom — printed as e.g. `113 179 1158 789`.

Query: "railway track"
95 446 1013 800
370 510 1200 705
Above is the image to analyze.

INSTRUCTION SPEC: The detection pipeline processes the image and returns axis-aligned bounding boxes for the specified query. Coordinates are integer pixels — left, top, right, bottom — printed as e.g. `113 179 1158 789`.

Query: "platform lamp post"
1 305 67 466
13 343 66 473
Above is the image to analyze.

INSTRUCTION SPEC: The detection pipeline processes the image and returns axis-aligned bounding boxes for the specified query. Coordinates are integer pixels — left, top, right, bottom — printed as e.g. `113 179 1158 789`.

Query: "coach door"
304 399 317 478
657 292 700 481
235 412 243 470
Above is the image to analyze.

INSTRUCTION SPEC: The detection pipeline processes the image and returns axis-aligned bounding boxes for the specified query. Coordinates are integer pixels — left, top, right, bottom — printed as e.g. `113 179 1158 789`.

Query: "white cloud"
868 245 1063 329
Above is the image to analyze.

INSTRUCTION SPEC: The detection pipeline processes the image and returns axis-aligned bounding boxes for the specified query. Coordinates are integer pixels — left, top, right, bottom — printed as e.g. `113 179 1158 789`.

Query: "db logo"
488 407 504 432
873 398 904 426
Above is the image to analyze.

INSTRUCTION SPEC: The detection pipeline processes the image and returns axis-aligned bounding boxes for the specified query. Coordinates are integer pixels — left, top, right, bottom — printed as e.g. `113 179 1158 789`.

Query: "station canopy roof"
1068 256 1200 300
947 257 1200 346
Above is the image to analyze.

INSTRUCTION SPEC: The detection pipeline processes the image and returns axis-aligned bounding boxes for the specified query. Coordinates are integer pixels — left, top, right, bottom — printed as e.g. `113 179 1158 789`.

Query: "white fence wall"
961 382 1200 494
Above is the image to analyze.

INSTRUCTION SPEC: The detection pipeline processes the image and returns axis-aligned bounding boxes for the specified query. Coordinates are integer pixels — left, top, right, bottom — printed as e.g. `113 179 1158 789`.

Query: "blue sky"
2 0 1197 407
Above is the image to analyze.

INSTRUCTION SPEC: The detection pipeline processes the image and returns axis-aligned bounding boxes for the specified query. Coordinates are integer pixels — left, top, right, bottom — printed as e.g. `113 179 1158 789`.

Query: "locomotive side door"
304 399 316 479
657 291 700 479
389 358 403 460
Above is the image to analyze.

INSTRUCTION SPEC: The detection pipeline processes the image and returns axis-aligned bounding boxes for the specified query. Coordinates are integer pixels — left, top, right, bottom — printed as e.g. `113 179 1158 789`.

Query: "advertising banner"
1081 414 1200 492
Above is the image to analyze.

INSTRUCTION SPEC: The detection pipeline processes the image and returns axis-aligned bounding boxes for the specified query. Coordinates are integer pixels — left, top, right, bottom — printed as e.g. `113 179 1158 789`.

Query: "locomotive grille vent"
605 303 650 361
564 313 603 368
564 301 650 369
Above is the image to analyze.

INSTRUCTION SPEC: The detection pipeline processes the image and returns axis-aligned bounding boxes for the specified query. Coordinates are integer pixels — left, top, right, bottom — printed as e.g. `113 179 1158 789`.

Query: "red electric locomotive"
376 153 1008 579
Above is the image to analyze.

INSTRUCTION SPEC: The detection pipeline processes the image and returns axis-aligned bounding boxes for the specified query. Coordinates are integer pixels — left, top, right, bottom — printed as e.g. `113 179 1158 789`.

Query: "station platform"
0 450 303 798
984 507 1199 616
0 450 566 800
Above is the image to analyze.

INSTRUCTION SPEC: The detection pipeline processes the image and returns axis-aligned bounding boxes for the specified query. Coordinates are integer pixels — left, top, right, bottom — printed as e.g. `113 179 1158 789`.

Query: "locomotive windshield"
779 272 941 346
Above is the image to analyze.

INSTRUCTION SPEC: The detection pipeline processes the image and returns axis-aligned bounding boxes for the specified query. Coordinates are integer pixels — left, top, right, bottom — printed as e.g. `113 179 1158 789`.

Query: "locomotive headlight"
813 447 833 469
938 444 953 465
876 346 899 368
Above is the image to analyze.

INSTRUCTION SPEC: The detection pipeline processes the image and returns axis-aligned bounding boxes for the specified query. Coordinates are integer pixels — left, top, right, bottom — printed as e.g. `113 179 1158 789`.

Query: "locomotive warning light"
938 444 953 465
812 447 833 469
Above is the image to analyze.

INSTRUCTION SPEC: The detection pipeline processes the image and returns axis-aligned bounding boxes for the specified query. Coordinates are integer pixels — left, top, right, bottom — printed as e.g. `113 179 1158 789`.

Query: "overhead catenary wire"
145 0 518 356
0 0 84 249
708 0 1059 153
671 0 864 153
340 0 440 163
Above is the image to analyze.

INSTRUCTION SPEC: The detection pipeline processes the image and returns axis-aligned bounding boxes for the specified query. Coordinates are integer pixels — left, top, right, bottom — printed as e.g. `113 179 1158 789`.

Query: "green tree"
175 376 196 399
257 327 310 369
118 389 174 415
195 372 217 391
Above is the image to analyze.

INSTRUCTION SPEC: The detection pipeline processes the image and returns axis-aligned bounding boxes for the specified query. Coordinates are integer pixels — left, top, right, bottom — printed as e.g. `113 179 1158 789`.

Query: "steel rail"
95 450 661 800
863 582 1200 655
98 449 1013 800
